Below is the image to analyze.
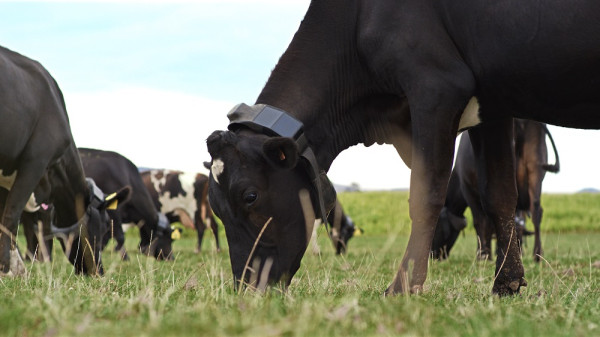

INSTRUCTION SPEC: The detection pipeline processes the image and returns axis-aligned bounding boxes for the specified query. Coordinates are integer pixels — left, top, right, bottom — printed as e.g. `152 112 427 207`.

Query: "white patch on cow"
1 169 40 212
24 194 40 212
211 159 224 184
0 169 17 190
155 171 198 228
458 97 482 132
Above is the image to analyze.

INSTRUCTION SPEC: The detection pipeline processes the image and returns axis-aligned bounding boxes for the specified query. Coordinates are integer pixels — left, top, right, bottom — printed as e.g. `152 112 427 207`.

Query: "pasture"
2 191 599 337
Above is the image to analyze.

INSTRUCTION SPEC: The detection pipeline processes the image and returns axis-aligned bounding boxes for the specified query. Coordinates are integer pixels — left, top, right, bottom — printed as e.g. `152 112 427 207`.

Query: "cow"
431 120 560 261
327 200 362 255
23 148 177 262
205 0 600 296
79 148 175 260
0 45 130 276
141 169 220 253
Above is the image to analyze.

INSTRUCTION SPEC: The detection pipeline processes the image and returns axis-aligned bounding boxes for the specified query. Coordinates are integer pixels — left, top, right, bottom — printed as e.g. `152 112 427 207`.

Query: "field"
1 192 599 336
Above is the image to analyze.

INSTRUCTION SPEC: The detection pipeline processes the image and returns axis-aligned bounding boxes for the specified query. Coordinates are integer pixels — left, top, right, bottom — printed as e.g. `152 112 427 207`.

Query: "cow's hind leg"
468 120 526 295
528 175 544 262
0 164 46 275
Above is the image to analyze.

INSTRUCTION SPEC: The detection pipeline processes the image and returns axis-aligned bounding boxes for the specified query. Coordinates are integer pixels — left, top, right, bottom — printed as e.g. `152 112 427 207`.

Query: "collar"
227 103 335 223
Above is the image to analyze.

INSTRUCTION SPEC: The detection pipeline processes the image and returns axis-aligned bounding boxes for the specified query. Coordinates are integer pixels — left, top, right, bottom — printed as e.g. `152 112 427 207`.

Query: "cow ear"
203 161 211 170
263 137 299 169
103 185 132 210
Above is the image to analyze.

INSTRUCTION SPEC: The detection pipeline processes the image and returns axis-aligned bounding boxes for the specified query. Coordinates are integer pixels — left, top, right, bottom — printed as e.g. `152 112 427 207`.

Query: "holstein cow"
206 0 600 295
327 200 362 255
0 45 130 276
79 148 175 260
141 170 220 253
431 120 560 261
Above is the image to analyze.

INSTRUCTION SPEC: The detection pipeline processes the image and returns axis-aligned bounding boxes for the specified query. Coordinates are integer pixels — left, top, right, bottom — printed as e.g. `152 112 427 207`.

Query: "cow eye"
243 191 258 206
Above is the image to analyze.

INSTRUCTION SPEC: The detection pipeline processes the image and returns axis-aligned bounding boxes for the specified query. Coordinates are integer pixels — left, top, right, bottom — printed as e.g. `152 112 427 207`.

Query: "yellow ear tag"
354 228 363 237
171 228 182 240
105 193 118 210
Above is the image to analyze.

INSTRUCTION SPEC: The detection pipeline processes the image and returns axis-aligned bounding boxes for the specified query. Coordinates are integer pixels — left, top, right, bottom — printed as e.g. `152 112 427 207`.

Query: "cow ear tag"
105 193 119 210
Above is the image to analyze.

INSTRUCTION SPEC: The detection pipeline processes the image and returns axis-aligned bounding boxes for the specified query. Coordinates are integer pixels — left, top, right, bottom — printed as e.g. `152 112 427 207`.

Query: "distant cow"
431 120 559 261
327 200 362 255
141 170 220 253
79 148 175 260
0 45 130 275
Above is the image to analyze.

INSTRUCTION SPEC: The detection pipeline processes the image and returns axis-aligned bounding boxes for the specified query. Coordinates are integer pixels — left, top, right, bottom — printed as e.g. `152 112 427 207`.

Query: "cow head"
430 207 466 260
58 179 132 275
206 128 336 290
333 215 363 255
139 212 176 261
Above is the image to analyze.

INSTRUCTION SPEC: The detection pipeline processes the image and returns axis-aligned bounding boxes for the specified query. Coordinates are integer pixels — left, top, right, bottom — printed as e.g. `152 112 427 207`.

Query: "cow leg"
528 176 544 262
208 215 221 252
470 206 493 260
21 211 39 261
385 89 469 295
468 120 526 295
0 165 47 275
194 211 205 253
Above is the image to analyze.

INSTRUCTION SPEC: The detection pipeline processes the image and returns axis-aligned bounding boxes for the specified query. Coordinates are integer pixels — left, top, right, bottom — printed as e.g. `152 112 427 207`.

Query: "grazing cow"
327 200 362 255
206 0 600 295
0 45 130 275
79 148 175 260
141 170 220 253
431 120 560 261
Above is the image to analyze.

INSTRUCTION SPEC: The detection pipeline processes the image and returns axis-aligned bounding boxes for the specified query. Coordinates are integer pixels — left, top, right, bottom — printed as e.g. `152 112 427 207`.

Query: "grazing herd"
2 0 598 299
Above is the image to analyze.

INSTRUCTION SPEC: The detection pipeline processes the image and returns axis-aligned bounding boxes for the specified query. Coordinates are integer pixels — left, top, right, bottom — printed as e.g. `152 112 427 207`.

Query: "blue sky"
1 1 598 192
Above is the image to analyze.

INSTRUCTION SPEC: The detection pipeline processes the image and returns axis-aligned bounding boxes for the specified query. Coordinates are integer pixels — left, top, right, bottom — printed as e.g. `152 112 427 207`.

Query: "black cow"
78 148 175 260
431 120 560 261
141 170 220 253
206 0 600 295
0 45 130 275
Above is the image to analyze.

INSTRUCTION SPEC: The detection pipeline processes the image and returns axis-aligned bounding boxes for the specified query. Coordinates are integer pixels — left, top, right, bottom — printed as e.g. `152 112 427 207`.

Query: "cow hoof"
492 277 527 296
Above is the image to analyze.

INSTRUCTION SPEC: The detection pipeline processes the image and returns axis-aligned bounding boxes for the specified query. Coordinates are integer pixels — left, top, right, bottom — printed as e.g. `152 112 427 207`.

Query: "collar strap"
227 103 331 223
86 178 105 209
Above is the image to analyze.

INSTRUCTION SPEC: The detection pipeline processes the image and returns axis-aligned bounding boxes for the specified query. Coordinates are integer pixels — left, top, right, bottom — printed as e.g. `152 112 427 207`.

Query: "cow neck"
50 145 90 227
255 0 372 172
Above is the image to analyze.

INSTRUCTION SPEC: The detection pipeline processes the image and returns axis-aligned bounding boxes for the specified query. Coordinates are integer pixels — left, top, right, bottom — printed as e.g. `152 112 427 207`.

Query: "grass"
1 191 599 336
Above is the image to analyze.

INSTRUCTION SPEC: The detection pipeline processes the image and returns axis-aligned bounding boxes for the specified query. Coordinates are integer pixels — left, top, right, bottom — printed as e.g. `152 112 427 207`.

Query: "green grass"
2 192 599 336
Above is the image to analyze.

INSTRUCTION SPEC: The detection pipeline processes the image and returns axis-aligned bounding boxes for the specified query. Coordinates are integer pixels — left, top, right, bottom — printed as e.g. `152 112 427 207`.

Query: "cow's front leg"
385 96 465 295
468 120 527 295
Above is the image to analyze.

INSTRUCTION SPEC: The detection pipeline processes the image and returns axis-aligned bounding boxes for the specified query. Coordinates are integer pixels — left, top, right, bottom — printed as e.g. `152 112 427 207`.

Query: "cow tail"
542 125 560 173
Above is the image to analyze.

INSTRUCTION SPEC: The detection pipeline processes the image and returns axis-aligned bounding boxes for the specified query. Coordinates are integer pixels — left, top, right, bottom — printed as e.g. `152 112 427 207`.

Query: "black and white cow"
0 45 130 275
431 120 559 261
206 0 600 295
141 170 220 253
327 200 362 255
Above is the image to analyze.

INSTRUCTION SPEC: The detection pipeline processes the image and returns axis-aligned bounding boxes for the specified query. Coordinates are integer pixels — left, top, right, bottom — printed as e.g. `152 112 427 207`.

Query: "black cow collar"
227 103 336 225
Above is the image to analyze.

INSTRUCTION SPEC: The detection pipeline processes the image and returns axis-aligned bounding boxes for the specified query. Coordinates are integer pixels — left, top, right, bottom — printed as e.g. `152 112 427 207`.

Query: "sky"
1 0 598 193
